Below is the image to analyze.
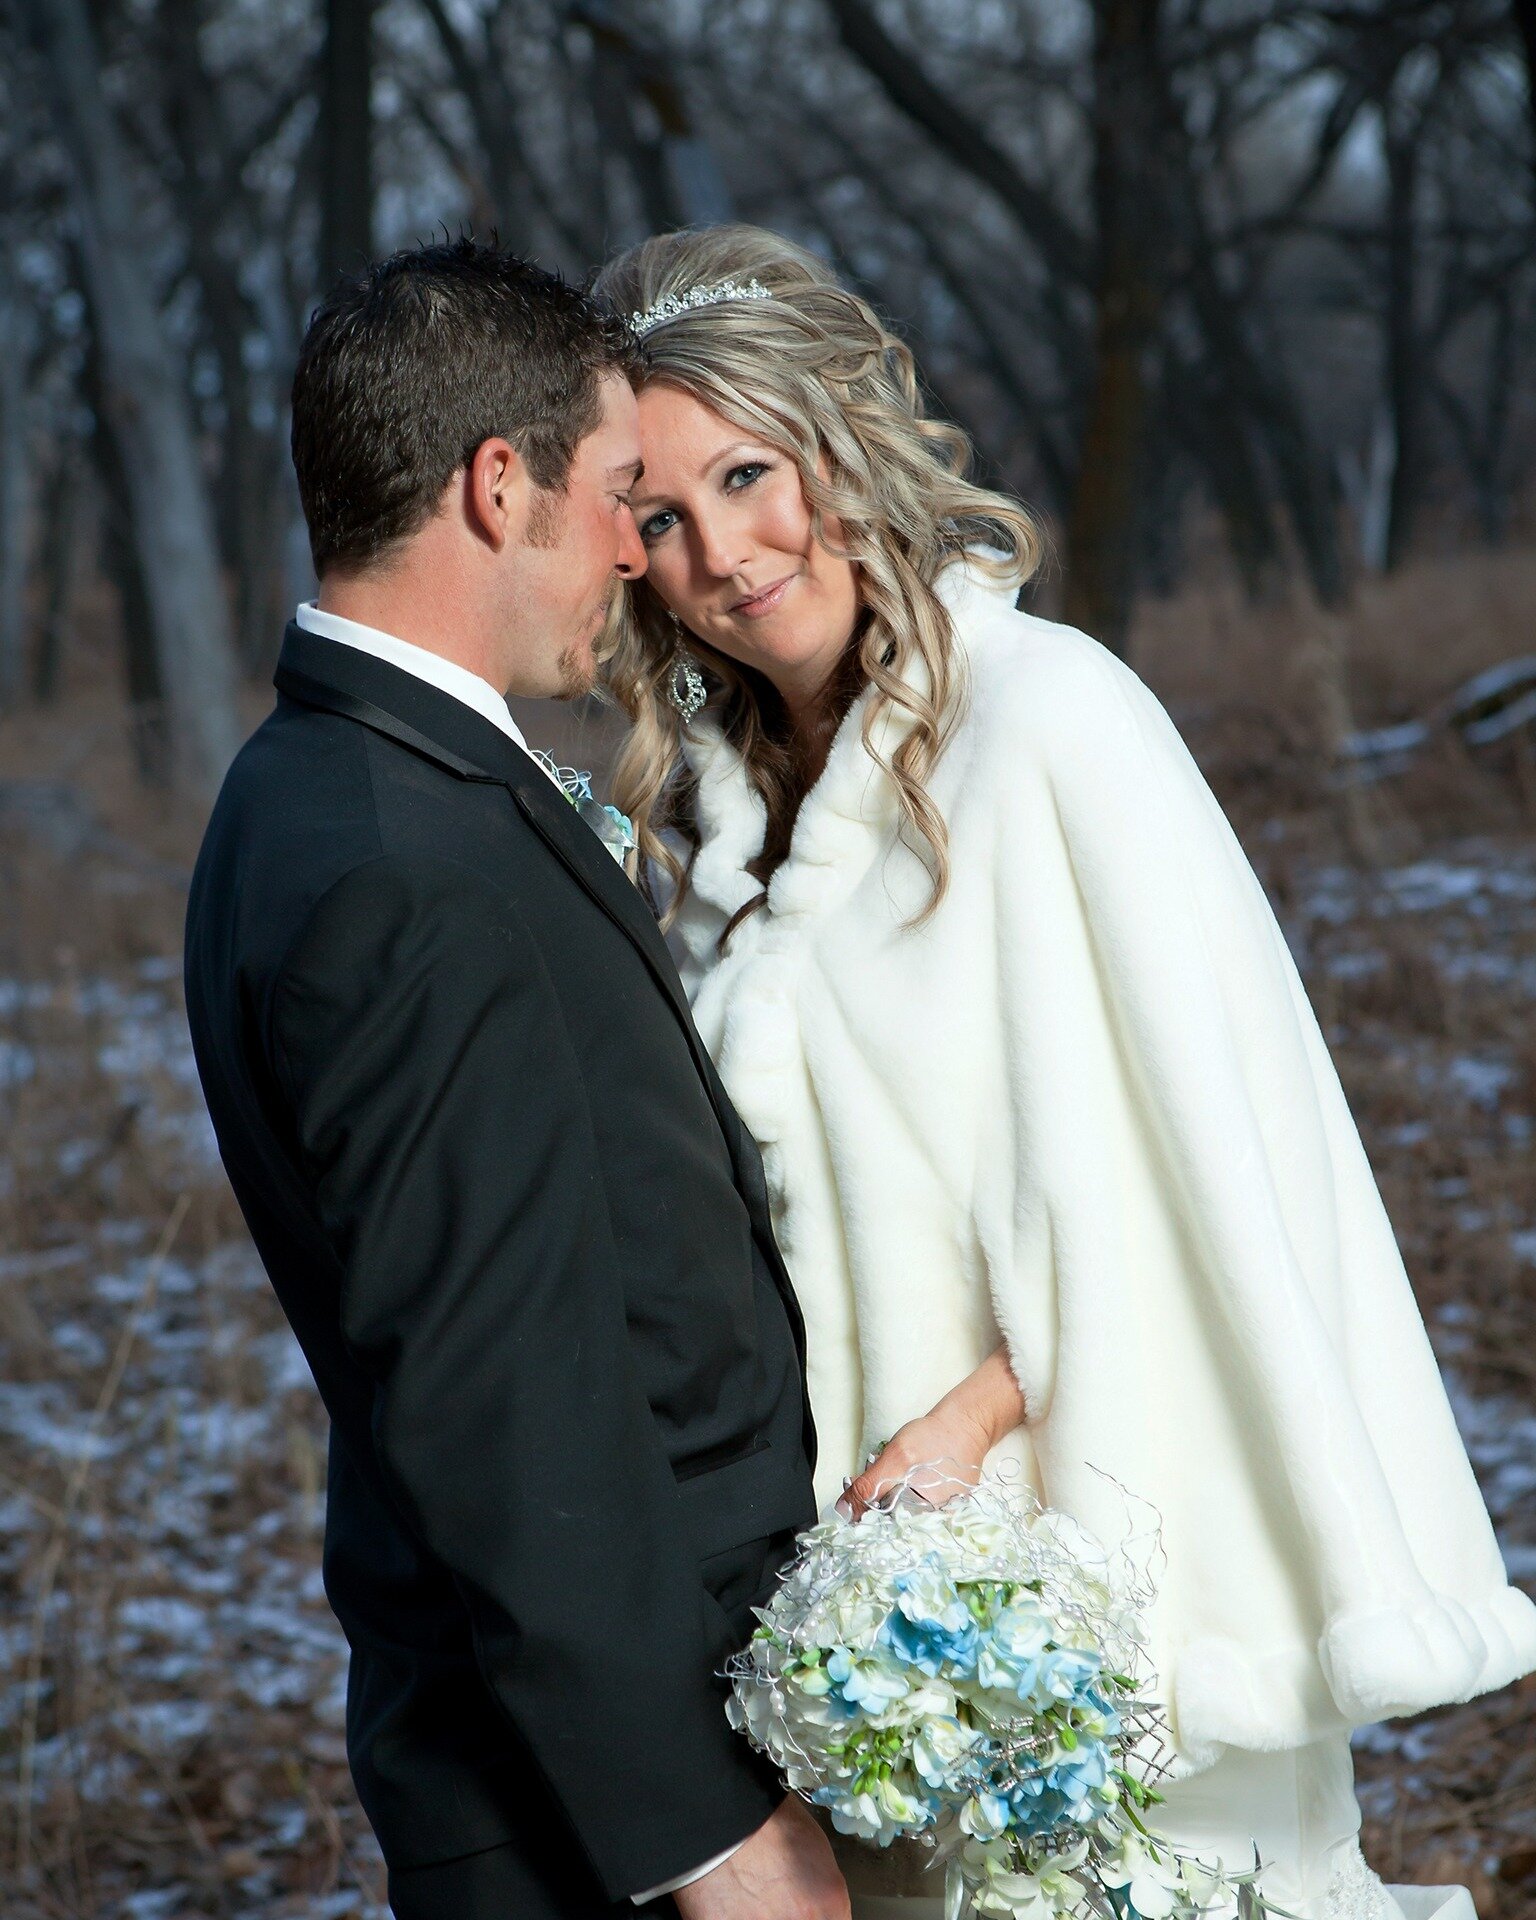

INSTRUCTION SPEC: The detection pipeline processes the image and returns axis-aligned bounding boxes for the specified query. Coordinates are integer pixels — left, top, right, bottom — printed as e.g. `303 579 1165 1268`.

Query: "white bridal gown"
671 563 1523 1920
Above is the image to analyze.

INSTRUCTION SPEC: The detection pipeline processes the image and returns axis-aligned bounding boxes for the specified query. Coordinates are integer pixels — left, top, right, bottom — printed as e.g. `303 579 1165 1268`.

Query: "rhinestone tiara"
629 277 773 339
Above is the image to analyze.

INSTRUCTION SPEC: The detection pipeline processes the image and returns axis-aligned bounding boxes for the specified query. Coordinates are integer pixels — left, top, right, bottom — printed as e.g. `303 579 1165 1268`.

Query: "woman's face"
630 383 861 718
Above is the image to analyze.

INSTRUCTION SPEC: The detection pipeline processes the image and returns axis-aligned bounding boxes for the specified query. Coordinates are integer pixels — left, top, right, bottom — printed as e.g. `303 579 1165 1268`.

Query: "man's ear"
465 437 527 551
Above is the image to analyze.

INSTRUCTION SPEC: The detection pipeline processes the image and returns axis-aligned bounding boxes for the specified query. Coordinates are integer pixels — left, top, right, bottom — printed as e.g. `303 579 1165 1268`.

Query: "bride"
591 226 1536 1920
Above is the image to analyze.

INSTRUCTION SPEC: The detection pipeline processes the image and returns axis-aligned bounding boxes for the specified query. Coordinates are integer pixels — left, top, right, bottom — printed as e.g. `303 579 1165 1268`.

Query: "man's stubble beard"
524 481 607 702
523 480 566 551
554 636 597 702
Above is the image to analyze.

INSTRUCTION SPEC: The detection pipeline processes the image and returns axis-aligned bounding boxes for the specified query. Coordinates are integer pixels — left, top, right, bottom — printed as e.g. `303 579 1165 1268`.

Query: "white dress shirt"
293 602 751 1906
294 601 537 754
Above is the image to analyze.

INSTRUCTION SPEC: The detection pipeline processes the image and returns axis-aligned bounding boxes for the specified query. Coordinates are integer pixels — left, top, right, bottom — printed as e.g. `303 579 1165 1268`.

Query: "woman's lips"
731 574 796 618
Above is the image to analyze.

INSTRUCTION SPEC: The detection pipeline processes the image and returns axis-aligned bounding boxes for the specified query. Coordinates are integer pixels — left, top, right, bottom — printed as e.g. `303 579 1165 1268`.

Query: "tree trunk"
1163 345 1282 601
78 294 169 779
1382 127 1422 569
224 418 287 673
320 0 375 288
0 282 31 710
1514 0 1536 188
19 0 243 800
1062 0 1167 657
32 449 80 705
1161 99 1347 608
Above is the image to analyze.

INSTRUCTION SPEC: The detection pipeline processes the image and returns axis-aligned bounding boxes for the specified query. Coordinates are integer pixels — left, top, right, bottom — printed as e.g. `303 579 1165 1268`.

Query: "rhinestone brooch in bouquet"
726 1473 1269 1920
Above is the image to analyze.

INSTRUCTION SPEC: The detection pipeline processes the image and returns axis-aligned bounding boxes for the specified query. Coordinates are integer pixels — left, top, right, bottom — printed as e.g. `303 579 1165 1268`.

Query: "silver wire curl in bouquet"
726 1470 1268 1920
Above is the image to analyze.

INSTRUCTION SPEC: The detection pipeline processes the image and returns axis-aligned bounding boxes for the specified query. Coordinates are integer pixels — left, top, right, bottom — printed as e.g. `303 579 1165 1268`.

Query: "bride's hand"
837 1405 993 1519
836 1345 1027 1520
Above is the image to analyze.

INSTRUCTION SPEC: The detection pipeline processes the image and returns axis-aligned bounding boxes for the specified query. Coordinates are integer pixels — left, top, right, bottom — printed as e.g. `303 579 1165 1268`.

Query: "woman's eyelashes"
639 507 678 543
638 459 774 544
724 460 769 493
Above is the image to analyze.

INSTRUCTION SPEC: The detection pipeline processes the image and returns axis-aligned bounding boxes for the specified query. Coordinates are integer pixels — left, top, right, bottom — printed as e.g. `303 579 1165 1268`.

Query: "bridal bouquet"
726 1477 1264 1920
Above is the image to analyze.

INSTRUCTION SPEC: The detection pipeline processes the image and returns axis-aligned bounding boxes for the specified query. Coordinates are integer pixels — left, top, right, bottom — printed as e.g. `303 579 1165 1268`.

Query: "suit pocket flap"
674 1441 814 1561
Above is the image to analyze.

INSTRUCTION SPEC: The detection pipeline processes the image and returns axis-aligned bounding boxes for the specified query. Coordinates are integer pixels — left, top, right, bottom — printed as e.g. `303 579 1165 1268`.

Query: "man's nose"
614 505 647 579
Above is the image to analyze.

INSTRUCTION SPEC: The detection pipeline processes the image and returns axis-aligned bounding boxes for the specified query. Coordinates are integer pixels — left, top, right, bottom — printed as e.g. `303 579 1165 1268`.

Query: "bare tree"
320 0 376 288
0 254 32 709
156 0 308 670
17 0 243 798
1514 0 1536 173
1062 0 1170 652
577 1 735 232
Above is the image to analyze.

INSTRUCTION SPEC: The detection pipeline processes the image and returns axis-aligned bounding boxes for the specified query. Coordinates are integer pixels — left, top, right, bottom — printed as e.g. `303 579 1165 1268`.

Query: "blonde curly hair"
591 225 1042 932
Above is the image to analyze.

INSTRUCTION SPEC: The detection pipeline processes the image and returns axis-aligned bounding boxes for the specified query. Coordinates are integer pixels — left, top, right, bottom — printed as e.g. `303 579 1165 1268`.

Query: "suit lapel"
273 628 725 1133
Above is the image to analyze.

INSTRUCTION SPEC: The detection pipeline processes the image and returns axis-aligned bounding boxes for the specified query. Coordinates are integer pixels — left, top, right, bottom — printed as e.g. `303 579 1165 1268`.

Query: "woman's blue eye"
638 463 768 542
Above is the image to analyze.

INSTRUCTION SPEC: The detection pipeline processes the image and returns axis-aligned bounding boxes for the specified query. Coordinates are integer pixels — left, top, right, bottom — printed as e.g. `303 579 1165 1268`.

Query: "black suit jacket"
184 625 817 1904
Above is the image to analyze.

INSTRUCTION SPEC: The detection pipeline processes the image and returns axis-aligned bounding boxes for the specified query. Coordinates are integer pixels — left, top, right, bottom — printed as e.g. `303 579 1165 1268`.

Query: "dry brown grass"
0 549 1532 1918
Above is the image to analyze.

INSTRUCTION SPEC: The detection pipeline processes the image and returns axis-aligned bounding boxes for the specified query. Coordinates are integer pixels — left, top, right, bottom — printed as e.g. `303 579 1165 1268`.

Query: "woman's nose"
692 510 750 580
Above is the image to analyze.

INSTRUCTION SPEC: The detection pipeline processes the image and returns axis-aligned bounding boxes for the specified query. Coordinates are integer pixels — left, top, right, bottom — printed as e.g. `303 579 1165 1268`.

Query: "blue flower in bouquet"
1034 1646 1103 1706
1007 1769 1073 1838
959 1788 1012 1841
1001 1737 1111 1842
825 1645 912 1716
878 1561 980 1677
1048 1736 1110 1806
975 1598 1052 1697
1076 1688 1123 1742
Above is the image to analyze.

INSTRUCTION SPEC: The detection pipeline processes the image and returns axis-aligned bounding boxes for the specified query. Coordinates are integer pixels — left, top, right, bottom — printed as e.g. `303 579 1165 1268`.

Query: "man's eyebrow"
608 457 644 484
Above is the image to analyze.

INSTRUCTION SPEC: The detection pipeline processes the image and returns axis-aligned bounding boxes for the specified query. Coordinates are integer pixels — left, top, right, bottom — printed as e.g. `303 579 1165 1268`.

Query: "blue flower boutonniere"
532 753 635 868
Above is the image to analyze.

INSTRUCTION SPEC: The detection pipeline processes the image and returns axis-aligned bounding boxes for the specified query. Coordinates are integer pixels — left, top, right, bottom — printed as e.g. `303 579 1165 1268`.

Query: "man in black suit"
184 241 846 1920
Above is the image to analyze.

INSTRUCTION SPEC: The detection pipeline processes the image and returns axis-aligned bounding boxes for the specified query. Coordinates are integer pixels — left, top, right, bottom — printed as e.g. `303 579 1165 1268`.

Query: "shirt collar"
295 602 529 753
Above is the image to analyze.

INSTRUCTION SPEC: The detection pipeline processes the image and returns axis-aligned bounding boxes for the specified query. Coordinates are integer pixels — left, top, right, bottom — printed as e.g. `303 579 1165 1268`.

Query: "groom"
185 241 845 1919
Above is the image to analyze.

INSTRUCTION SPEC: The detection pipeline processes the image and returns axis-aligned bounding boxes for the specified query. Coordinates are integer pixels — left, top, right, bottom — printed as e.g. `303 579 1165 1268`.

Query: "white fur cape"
673 559 1536 1767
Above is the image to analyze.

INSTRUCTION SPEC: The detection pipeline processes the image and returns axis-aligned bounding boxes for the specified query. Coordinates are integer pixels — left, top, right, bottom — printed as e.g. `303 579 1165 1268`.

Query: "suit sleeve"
270 853 779 1899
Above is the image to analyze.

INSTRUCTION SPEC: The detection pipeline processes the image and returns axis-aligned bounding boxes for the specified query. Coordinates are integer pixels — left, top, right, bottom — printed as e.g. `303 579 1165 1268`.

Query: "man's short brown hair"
291 237 641 575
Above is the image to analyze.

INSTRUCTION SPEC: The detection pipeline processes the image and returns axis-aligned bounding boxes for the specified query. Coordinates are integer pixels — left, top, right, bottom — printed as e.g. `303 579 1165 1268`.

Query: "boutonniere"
532 752 635 867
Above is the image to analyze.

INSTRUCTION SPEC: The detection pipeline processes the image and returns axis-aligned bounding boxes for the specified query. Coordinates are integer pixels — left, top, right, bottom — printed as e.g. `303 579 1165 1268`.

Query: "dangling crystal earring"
665 617 707 723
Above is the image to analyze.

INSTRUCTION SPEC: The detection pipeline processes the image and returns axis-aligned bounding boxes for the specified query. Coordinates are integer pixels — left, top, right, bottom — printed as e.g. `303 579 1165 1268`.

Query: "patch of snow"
264 1802 309 1848
1438 1055 1517 1109
0 1039 36 1086
0 1244 88 1281
260 1328 315 1395
0 1382 120 1462
53 1320 109 1367
1444 1372 1536 1564
120 1886 189 1918
117 1596 209 1642
0 978 53 1016
121 1697 215 1750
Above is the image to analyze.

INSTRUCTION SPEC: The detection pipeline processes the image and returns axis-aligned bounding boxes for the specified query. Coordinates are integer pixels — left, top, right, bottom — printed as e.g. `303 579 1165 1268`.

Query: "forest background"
1 2 1534 1917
